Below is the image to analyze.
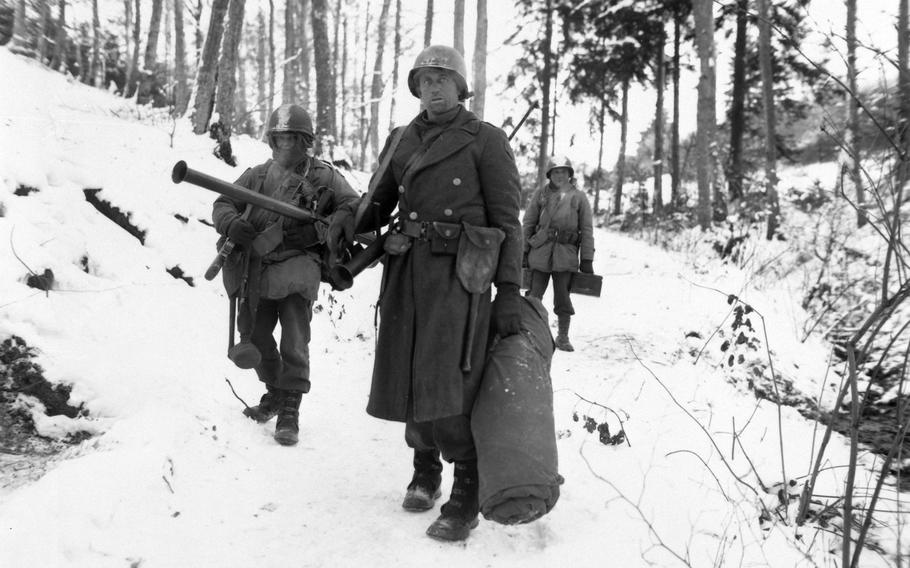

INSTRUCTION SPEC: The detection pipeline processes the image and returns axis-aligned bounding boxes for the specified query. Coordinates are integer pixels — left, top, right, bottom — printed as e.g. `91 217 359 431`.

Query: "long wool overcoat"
522 183 595 273
364 106 523 423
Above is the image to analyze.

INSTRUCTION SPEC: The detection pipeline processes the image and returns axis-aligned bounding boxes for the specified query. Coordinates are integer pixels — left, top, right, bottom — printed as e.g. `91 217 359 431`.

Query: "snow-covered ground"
0 47 901 567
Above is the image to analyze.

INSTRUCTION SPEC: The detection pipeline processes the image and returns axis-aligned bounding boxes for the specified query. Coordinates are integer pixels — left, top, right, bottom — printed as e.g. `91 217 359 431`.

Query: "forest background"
2 0 910 565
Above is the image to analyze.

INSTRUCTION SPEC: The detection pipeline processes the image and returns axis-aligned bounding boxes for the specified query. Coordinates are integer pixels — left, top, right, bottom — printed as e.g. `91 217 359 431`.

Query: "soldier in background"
327 45 523 542
213 104 358 446
522 156 595 351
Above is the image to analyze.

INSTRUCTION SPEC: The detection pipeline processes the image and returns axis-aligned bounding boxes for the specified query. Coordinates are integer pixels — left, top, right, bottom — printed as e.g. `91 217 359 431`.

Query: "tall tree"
9 0 30 57
454 0 465 54
652 28 666 216
144 0 164 71
341 10 349 143
536 0 554 190
312 0 337 154
359 2 371 168
122 0 132 78
267 0 275 119
125 0 142 97
845 0 865 227
389 0 402 127
694 0 715 229
213 0 246 165
670 7 683 207
424 0 434 46
334 0 343 136
298 0 312 106
367 0 392 162
190 0 229 133
472 0 488 119
37 1 51 63
282 0 298 103
50 0 67 71
613 79 629 216
173 0 189 115
757 0 780 238
726 0 748 203
256 9 269 134
90 0 103 86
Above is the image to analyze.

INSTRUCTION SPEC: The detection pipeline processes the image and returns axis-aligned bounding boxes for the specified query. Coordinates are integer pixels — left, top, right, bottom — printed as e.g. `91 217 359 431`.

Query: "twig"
224 377 251 410
666 449 732 502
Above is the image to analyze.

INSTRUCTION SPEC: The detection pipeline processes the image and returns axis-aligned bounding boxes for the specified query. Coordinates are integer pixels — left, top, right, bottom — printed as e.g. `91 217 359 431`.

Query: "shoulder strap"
353 126 407 228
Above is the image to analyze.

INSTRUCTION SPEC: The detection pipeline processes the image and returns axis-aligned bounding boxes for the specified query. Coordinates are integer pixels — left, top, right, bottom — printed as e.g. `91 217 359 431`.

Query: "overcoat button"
452 178 461 186
398 185 405 193
444 208 453 216
408 211 418 220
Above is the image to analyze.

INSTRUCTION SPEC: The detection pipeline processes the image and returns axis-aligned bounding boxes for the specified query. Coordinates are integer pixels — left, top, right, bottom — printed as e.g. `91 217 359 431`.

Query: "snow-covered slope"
0 47 898 567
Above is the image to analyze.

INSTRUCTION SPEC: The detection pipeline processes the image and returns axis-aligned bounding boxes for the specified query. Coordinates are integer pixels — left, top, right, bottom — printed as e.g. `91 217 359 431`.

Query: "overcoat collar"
405 106 481 177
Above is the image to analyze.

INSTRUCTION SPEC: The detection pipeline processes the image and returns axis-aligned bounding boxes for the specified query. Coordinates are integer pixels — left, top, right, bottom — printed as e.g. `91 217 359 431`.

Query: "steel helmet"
407 45 471 100
546 156 574 179
266 104 314 138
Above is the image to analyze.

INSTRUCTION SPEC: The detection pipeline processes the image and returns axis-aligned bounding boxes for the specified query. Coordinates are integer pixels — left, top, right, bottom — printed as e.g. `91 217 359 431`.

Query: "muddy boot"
402 449 443 512
555 314 574 352
426 460 480 542
242 384 284 423
274 390 303 446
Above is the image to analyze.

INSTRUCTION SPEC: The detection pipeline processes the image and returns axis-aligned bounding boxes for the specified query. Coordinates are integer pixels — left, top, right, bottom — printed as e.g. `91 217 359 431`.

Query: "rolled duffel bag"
471 296 564 525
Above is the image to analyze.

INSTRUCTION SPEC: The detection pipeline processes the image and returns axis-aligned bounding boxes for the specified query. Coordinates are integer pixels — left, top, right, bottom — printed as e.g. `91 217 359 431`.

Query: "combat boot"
274 390 303 446
555 314 574 352
402 449 443 512
426 460 480 542
242 384 284 423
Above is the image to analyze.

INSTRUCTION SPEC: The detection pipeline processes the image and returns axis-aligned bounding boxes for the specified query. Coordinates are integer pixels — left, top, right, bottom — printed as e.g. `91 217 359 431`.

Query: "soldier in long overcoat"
522 156 595 351
328 45 523 542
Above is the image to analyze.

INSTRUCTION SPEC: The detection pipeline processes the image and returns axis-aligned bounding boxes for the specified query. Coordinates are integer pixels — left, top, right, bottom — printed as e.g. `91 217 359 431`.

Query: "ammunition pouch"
546 227 579 245
456 223 505 294
390 219 463 256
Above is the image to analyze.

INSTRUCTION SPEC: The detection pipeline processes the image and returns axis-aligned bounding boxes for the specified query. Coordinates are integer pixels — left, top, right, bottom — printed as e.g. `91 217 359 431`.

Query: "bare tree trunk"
10 0 30 57
594 85 606 215
283 0 298 103
125 0 142 97
91 0 102 86
671 12 681 207
145 0 164 71
727 0 747 203
190 0 229 134
389 0 402 127
256 9 269 135
194 0 204 62
213 0 246 165
268 0 275 119
535 0 554 190
341 11 349 144
299 0 312 106
653 30 666 216
122 0 132 78
236 41 250 135
50 0 68 71
471 0 487 119
424 0 434 46
846 0 866 227
312 0 337 155
612 78 629 216
694 0 715 230
368 0 392 162
334 0 343 137
174 0 190 115
758 0 780 239
37 1 51 63
359 1 371 169
454 0 464 54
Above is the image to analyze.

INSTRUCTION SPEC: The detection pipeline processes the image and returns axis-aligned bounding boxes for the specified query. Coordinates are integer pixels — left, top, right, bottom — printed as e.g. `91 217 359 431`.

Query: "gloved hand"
579 259 594 274
522 251 529 268
285 223 317 250
227 217 257 246
326 208 355 257
492 283 522 337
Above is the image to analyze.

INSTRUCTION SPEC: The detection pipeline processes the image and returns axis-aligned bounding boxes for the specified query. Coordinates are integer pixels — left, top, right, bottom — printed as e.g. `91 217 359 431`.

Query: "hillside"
0 47 902 568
